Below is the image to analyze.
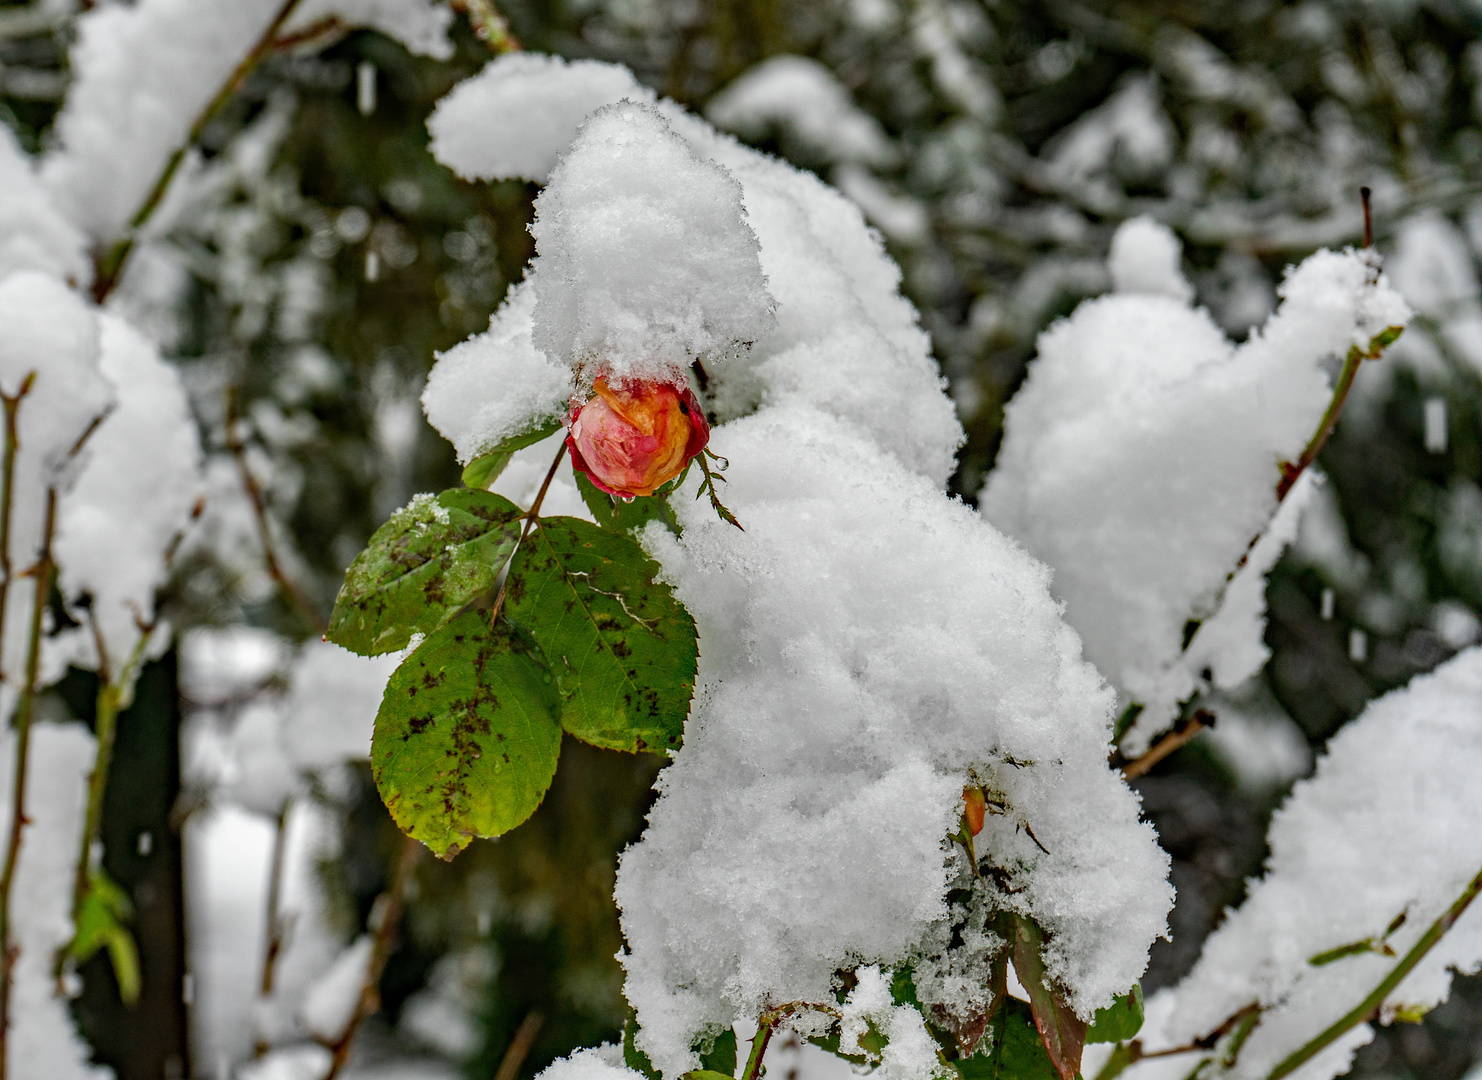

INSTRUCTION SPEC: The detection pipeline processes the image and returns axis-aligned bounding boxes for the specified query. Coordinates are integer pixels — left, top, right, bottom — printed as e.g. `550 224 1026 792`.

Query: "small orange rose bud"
567 376 709 498
962 787 986 838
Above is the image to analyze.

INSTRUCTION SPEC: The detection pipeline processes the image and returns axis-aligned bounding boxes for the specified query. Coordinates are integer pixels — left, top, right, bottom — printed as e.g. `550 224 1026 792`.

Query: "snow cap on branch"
0 128 90 287
982 223 1410 752
55 314 204 681
429 53 655 183
1127 646 1482 1080
43 0 452 242
530 101 774 388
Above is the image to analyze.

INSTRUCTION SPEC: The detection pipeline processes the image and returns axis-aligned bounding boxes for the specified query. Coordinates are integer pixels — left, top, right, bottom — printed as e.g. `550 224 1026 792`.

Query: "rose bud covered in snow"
567 375 709 497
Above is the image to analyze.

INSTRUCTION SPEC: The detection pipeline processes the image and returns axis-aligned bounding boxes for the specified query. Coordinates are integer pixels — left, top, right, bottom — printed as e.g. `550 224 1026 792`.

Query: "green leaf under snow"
954 999 1059 1080
1087 984 1144 1044
683 1072 735 1080
625 1011 662 1080
461 418 564 490
372 611 561 859
329 489 523 656
697 1028 738 1076
574 470 681 537
506 516 696 754
1008 914 1087 1080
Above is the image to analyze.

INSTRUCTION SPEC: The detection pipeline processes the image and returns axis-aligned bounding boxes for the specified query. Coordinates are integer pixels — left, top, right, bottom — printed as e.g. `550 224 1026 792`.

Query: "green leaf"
625 1011 662 1080
329 489 523 657
69 869 141 1005
698 1028 738 1076
462 419 563 490
1086 984 1143 1044
1008 914 1087 1080
574 470 681 537
506 516 696 754
954 999 1059 1080
372 611 561 858
683 1071 735 1080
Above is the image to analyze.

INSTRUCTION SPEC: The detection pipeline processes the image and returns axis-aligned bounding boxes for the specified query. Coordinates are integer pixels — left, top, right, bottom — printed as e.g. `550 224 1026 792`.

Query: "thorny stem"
1265 863 1482 1080
253 803 293 1057
739 1001 842 1080
741 1019 775 1080
323 832 423 1079
92 0 305 301
0 488 57 1080
488 442 567 628
0 378 32 693
225 388 323 633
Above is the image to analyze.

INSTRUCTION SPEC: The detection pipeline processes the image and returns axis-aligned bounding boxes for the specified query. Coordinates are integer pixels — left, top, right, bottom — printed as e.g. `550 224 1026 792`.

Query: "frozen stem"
0 487 58 1080
1265 863 1482 1080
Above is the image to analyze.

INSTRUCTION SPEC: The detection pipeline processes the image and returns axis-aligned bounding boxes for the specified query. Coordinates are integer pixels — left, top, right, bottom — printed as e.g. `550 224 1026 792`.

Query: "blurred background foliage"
8 0 1482 1077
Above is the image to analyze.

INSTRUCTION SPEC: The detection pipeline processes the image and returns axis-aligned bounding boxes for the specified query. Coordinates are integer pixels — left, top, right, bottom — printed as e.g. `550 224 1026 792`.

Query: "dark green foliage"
954 1000 1059 1080
1087 985 1144 1045
575 471 681 537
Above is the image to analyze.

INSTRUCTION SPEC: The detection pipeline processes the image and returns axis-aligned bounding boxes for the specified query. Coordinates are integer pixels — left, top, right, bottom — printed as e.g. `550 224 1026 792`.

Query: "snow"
0 272 113 687
0 126 89 287
1107 217 1193 303
428 54 654 184
707 55 896 167
300 934 373 1041
280 641 401 770
528 102 775 389
981 224 1410 752
422 55 1174 1080
0 722 111 1080
54 314 204 686
42 0 452 243
421 282 573 463
1127 646 1482 1080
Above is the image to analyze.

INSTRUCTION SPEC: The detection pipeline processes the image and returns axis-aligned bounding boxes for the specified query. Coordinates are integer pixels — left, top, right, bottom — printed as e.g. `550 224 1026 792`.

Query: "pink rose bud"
567 376 709 498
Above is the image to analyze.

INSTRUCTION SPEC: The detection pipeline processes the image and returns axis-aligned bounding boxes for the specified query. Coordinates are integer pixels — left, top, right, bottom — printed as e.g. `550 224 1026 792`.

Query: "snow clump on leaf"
424 54 1173 1080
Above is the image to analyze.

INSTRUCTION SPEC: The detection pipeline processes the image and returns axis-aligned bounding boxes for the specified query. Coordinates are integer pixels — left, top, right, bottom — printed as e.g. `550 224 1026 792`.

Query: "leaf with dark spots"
506 516 697 754
371 610 561 859
329 489 524 656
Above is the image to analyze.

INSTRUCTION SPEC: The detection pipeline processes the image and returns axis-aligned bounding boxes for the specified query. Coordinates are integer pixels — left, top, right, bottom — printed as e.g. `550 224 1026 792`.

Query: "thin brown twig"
494 1011 545 1080
0 488 57 1080
253 803 293 1057
0 377 33 692
323 832 423 1079
450 0 522 53
488 443 567 629
225 388 323 633
1120 710 1212 781
91 0 306 302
